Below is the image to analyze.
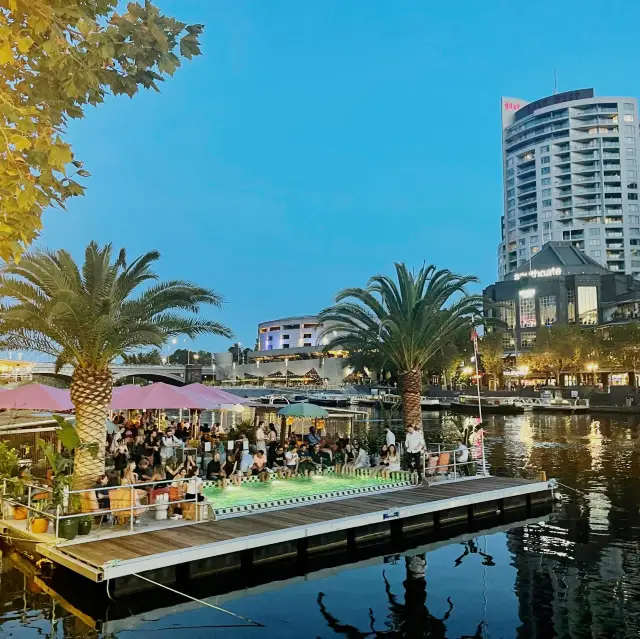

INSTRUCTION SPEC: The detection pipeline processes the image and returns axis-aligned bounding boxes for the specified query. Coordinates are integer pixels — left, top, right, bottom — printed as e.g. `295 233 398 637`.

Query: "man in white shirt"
385 427 396 448
160 426 183 461
456 442 470 464
405 425 426 480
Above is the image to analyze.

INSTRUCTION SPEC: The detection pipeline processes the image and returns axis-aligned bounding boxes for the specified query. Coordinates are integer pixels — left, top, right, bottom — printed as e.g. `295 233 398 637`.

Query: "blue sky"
37 0 640 352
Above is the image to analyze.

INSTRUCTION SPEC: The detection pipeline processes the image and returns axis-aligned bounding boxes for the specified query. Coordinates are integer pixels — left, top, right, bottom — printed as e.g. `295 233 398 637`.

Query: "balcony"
575 175 598 183
572 153 599 162
604 186 622 193
518 184 537 194
603 174 621 181
572 142 598 151
606 241 624 249
603 140 620 148
574 186 600 194
604 197 622 204
606 232 624 238
574 116 618 127
605 218 624 225
603 152 620 159
572 106 618 116
603 162 621 170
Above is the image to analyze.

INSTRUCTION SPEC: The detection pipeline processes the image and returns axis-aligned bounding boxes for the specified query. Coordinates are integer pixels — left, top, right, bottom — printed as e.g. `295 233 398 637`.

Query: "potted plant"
29 498 51 534
37 416 98 541
77 515 93 536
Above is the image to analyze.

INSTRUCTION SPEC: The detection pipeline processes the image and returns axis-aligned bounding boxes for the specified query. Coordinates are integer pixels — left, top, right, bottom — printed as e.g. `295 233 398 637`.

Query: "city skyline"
33 0 640 350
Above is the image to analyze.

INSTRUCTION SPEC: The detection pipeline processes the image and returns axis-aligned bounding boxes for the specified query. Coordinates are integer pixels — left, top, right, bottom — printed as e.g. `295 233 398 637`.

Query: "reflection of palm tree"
316 554 454 638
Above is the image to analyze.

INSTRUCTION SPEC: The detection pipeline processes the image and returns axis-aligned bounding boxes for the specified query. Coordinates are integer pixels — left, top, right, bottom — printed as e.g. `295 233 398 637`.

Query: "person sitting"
381 444 401 480
308 426 321 447
223 453 241 487
240 447 254 477
345 445 368 476
371 444 389 477
135 457 153 483
251 450 270 482
270 444 289 478
94 474 110 510
309 443 325 474
206 452 226 486
184 467 206 502
332 444 345 474
297 444 315 477
285 445 299 476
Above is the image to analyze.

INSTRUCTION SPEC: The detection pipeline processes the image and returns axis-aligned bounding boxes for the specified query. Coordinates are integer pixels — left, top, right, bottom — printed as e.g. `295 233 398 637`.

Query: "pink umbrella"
0 384 73 411
182 383 250 407
109 382 208 410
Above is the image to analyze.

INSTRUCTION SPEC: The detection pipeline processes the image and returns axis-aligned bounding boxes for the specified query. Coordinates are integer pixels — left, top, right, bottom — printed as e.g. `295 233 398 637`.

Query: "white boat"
257 394 290 405
307 392 353 407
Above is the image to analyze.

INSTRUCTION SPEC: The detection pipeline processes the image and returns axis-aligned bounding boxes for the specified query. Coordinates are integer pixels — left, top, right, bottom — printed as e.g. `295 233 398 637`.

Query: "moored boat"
450 395 528 415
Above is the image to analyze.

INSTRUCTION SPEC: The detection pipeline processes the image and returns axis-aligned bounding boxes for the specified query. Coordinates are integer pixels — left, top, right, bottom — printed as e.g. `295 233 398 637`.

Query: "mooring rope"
131 572 263 627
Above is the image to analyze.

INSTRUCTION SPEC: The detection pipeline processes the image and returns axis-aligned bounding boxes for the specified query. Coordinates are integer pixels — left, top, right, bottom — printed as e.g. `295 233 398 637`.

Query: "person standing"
160 426 183 462
405 424 426 481
255 421 266 452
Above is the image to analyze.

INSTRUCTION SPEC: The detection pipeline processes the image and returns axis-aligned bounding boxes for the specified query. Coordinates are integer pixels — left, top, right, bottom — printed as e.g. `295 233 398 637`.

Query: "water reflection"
2 412 640 638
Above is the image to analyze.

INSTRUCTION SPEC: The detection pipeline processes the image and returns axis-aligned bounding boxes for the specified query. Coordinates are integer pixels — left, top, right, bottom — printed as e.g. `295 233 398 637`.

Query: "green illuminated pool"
203 474 409 512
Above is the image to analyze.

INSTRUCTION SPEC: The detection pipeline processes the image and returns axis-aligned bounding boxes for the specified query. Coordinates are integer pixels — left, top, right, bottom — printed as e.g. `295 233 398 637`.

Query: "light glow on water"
203 473 406 509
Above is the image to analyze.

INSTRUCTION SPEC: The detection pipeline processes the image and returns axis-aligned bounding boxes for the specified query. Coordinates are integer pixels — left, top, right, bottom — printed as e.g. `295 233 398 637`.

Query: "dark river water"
2 412 640 638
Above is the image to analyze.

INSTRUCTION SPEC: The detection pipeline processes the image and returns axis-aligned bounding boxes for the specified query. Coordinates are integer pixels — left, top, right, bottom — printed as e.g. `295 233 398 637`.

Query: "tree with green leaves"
121 349 163 365
0 242 232 488
168 348 212 365
605 324 640 375
479 331 505 390
0 1 203 262
319 263 484 428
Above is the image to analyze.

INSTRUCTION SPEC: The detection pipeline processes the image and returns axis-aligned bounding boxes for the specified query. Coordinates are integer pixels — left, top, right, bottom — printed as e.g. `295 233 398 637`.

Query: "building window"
540 145 550 152
519 291 536 328
529 235 539 243
629 159 637 167
630 182 638 190
303 333 312 338
542 188 552 197
626 125 636 135
541 178 551 186
542 199 552 207
590 250 601 258
519 248 527 257
624 103 634 111
508 210 515 219
567 288 576 324
283 324 300 329
629 170 638 179
631 194 639 200
269 326 281 331
589 227 600 236
502 332 515 349
624 114 635 122
541 156 550 164
507 158 514 167
282 344 290 349
508 198 515 208
520 332 537 348
541 167 551 175
627 138 637 145
631 228 640 235
628 148 636 156
282 334 290 339
303 343 312 347
500 300 516 329
508 220 516 229
543 221 552 230
629 204 639 212
589 238 601 246
518 238 526 246
539 295 557 325
506 168 514 177
629 215 640 224
577 286 598 325
268 335 273 341
632 260 640 268
507 178 514 187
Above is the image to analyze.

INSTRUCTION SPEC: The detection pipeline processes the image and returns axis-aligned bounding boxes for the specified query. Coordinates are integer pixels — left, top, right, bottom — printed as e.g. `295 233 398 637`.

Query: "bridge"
31 363 215 385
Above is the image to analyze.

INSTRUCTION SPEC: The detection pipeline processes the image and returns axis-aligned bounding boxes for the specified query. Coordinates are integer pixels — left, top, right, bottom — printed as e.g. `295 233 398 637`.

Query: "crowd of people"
97 412 473 520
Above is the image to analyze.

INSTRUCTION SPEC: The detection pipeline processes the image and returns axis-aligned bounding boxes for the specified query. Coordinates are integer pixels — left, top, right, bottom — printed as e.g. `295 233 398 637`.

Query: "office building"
499 89 640 280
484 241 640 384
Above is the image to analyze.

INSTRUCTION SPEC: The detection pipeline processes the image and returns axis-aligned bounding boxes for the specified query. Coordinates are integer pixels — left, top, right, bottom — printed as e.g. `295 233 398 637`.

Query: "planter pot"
58 517 79 540
13 506 27 520
31 518 49 534
78 519 93 536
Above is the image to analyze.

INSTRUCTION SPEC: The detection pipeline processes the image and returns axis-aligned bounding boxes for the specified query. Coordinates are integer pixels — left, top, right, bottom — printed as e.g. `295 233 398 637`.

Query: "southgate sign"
514 267 562 281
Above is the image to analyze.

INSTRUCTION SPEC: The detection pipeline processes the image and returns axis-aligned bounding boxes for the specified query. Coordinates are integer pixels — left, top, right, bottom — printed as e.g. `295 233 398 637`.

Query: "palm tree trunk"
70 368 113 490
399 369 422 428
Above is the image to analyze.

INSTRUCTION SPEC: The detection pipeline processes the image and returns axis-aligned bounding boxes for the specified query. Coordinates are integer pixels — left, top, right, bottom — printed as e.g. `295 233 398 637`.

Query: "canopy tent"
277 403 329 418
0 384 73 411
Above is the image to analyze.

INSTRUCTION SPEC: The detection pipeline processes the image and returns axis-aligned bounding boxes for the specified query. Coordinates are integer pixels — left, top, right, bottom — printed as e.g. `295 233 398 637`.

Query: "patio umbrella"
182 384 250 407
277 403 329 418
0 384 73 411
109 382 208 410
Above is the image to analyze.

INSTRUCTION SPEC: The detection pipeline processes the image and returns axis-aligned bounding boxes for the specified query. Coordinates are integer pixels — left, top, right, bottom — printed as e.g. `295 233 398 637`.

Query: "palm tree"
319 263 483 428
0 242 232 488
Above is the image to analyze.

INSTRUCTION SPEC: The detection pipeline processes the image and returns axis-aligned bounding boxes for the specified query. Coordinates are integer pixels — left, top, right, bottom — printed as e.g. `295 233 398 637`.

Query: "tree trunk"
70 368 113 490
399 369 422 428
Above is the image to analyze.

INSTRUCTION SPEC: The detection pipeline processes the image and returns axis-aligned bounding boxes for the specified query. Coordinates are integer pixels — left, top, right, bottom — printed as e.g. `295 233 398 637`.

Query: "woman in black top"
224 454 241 487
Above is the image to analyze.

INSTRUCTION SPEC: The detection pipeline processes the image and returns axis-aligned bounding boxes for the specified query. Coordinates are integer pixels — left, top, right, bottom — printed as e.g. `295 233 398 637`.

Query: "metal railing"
1 477 212 540
417 445 487 482
1 479 55 533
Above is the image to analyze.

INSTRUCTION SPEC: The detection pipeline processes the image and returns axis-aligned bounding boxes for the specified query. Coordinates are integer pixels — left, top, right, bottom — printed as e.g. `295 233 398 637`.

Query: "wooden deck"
36 476 552 584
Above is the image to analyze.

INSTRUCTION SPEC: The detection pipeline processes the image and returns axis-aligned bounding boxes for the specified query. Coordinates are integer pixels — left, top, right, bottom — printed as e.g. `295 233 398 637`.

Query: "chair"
109 488 143 525
80 490 110 527
425 455 439 477
436 452 450 475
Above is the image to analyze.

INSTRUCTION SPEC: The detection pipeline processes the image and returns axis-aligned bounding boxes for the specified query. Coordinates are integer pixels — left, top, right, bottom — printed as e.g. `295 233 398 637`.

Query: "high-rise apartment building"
499 89 640 280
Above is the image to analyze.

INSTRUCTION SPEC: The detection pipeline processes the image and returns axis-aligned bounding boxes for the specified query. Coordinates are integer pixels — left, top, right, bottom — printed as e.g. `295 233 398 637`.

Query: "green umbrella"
277 403 329 418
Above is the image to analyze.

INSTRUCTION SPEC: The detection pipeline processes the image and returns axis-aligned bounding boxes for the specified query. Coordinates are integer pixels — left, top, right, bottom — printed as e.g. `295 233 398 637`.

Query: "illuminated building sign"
503 101 522 112
514 267 562 281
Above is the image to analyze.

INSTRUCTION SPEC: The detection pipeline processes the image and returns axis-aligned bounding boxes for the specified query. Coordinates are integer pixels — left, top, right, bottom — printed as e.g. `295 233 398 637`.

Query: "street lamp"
587 362 598 384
